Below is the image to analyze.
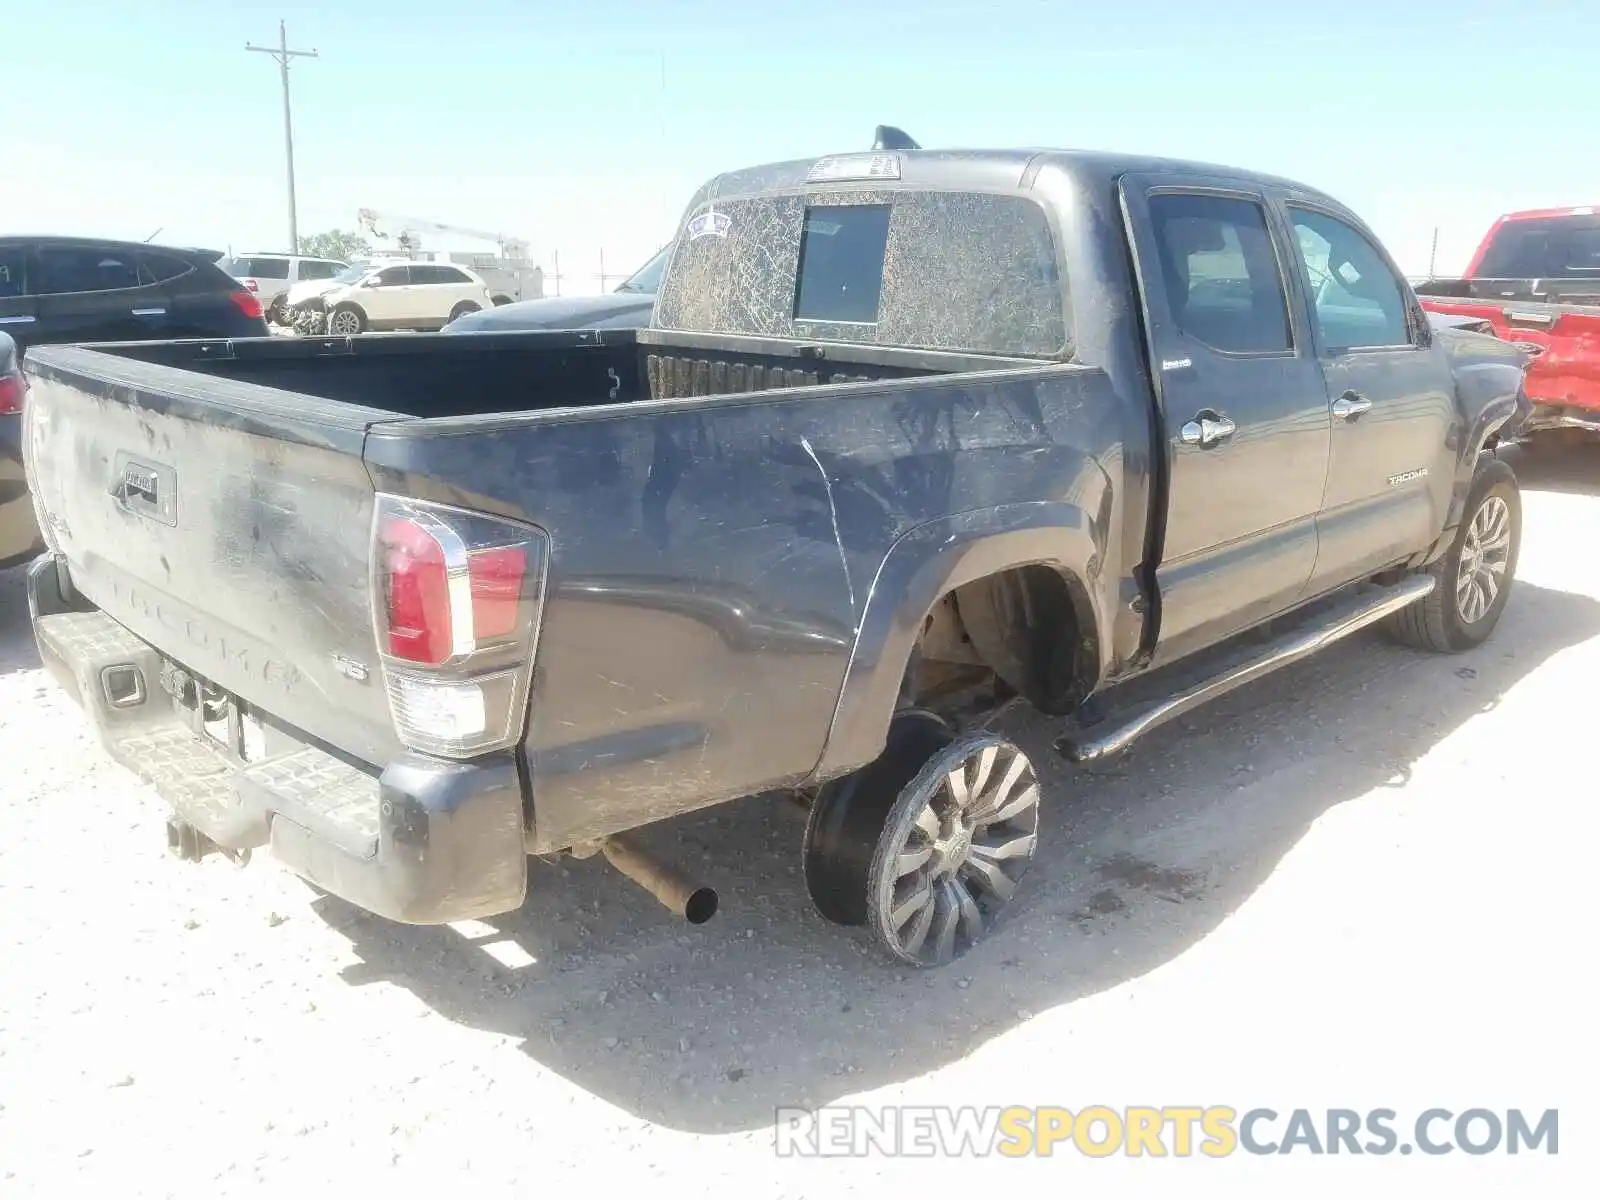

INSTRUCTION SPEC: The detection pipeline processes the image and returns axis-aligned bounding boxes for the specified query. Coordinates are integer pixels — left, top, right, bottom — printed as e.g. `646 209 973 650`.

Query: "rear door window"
1147 193 1293 354
33 245 143 295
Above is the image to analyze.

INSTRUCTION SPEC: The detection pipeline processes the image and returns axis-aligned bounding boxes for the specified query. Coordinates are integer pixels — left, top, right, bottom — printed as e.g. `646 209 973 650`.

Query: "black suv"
0 236 270 353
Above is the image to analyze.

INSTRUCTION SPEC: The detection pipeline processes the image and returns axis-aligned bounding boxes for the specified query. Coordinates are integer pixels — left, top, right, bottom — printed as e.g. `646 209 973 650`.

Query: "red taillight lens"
469 547 527 640
0 371 24 416
378 513 533 665
371 494 547 758
229 290 264 320
381 515 453 664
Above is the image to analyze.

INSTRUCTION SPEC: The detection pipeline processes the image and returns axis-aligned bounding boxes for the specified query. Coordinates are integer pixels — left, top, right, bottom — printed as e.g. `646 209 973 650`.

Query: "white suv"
319 261 495 335
218 254 347 320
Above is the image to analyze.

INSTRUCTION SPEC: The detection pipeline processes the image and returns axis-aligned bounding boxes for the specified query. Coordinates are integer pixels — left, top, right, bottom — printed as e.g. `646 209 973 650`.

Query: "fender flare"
1416 380 1524 568
808 501 1111 783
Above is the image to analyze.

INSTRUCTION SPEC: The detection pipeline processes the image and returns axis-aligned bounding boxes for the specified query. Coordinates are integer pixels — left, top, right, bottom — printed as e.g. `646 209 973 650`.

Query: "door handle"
0 314 36 324
1180 414 1236 448
1331 390 1372 419
130 307 167 317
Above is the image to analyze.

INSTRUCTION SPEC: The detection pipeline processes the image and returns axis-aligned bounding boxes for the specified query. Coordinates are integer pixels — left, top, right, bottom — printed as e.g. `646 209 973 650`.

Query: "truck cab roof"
686 146 1345 210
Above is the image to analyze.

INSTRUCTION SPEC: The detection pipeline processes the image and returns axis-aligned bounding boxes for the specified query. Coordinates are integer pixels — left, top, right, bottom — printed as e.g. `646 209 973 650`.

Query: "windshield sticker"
687 210 731 241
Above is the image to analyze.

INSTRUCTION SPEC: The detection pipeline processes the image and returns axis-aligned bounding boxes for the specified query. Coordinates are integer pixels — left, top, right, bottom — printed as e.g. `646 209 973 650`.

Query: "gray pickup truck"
21 137 1528 970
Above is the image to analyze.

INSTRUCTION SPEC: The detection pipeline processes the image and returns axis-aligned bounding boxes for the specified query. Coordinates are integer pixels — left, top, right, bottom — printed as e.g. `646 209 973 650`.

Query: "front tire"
1385 457 1521 653
448 301 482 324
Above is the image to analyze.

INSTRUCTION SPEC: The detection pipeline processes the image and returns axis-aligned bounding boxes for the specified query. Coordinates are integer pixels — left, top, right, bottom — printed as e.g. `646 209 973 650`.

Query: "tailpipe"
600 834 719 925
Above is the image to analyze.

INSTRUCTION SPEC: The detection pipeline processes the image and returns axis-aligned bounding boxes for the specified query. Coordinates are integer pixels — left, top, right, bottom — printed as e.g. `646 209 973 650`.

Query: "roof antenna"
872 125 919 151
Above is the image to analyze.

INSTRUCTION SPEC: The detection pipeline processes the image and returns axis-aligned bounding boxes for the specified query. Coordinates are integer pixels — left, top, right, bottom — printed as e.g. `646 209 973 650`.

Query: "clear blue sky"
5 0 1593 292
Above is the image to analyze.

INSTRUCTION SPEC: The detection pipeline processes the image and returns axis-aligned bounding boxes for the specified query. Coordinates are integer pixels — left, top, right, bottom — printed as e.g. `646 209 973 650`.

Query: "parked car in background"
1416 205 1600 441
285 259 495 335
0 330 43 569
218 253 348 322
444 242 673 333
0 236 269 352
272 258 398 327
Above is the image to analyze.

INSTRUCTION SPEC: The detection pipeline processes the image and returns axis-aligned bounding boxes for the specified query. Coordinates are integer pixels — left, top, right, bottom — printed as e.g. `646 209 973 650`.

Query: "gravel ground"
1 444 1595 1197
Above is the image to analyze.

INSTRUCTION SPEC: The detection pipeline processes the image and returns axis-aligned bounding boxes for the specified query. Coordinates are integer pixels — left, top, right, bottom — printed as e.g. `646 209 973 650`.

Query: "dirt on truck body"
22 130 1528 970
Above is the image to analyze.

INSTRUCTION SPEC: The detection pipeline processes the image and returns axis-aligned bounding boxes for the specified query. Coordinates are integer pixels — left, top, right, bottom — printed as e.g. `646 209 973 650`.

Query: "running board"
1056 575 1436 764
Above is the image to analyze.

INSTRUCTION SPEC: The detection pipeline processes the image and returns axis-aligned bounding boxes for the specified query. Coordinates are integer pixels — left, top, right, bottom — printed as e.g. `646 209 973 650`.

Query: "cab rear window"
655 189 1069 358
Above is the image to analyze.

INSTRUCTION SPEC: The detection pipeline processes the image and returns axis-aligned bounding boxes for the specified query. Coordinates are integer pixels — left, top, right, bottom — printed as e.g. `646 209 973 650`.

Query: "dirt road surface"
2 445 1595 1197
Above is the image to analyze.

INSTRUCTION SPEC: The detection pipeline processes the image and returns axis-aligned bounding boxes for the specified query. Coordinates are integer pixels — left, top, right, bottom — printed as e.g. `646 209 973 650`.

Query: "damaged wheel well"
906 564 1097 718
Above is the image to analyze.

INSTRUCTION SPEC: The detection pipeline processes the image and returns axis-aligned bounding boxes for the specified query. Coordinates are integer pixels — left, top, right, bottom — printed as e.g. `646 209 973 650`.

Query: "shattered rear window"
654 189 1069 358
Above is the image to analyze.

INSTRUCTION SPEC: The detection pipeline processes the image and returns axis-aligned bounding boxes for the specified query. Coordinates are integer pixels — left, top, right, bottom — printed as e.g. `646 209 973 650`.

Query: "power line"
246 20 319 253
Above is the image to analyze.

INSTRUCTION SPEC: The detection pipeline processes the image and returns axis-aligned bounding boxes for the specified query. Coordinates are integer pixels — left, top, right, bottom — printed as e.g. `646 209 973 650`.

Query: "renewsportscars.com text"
773 1105 1560 1158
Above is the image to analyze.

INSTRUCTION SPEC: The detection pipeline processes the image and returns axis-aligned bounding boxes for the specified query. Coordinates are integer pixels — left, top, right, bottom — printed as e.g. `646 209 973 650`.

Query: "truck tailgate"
23 344 404 766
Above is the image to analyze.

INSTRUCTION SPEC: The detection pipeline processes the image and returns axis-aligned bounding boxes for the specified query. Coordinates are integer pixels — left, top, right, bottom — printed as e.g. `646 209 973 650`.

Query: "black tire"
327 304 366 336
448 301 482 323
1384 456 1521 653
802 709 954 927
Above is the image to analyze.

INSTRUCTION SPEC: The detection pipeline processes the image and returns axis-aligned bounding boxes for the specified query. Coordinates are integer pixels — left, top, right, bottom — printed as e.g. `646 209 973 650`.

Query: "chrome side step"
1056 575 1436 764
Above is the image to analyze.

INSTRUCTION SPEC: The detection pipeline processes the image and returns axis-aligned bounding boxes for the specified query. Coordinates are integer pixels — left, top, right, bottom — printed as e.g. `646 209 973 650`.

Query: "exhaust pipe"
600 834 719 925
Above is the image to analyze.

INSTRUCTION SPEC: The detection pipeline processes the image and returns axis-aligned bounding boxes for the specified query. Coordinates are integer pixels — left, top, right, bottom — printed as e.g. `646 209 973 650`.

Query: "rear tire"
866 731 1041 968
803 709 955 927
1384 457 1521 653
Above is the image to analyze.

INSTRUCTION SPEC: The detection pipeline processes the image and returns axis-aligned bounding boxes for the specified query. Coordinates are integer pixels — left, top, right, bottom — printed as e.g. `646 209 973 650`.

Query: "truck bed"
101 327 1037 419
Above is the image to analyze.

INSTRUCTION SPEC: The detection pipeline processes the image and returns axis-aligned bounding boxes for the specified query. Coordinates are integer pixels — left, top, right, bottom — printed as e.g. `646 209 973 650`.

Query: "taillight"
229 290 264 321
371 495 549 758
0 371 24 416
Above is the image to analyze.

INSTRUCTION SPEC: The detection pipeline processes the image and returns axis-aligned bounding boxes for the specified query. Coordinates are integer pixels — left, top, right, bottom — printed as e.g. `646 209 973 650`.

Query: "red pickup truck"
1415 206 1600 441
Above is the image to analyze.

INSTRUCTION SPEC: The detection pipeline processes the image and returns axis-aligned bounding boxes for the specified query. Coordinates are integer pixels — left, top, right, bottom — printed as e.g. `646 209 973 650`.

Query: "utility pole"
1428 226 1440 278
247 20 318 253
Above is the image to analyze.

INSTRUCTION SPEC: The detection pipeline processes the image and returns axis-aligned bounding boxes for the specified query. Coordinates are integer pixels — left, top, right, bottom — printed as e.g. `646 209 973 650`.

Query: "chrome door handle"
0 314 35 324
1332 391 1372 419
131 307 167 317
1180 414 1236 448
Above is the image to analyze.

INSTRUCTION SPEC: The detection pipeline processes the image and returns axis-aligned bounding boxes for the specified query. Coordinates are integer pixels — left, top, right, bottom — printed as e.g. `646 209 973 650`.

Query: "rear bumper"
28 557 528 924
